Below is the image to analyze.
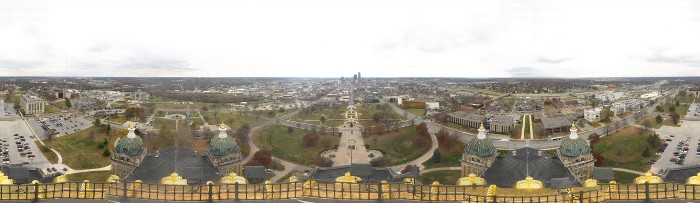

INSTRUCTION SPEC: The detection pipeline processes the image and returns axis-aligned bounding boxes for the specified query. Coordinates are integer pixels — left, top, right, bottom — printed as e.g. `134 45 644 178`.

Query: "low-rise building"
425 102 440 110
488 115 514 135
131 89 149 101
584 108 602 123
540 117 572 135
449 111 485 129
20 94 45 114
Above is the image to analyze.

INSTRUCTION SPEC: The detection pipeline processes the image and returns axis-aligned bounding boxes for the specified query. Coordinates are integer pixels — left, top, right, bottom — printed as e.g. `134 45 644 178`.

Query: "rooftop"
483 148 577 188
127 146 221 184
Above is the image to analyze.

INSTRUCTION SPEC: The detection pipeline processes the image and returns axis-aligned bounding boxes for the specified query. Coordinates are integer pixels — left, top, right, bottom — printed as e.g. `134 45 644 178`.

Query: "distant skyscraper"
358 72 361 82
353 74 357 82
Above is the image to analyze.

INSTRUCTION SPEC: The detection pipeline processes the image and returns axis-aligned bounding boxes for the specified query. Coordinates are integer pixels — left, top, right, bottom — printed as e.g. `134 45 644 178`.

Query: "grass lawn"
677 104 690 116
36 141 58 164
201 112 266 128
292 104 346 122
405 108 426 117
418 170 461 185
634 116 663 129
44 105 61 114
155 111 168 117
150 118 177 130
66 171 113 182
357 104 403 121
54 100 68 108
44 126 115 170
254 124 340 166
591 126 657 172
422 142 465 169
511 124 523 139
105 115 131 125
613 171 639 184
365 126 431 166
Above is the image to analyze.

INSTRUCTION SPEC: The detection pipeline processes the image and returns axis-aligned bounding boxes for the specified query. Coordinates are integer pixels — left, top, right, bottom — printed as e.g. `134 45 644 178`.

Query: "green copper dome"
464 137 496 157
560 138 590 157
209 136 240 156
115 136 144 156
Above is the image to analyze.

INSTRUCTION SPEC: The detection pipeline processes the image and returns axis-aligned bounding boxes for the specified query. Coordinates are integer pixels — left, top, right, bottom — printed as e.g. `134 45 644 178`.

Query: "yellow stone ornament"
0 171 14 185
686 172 700 185
106 175 120 183
53 175 68 183
219 172 248 184
583 179 599 188
335 171 361 183
514 176 544 189
457 173 487 186
634 173 663 184
161 172 188 185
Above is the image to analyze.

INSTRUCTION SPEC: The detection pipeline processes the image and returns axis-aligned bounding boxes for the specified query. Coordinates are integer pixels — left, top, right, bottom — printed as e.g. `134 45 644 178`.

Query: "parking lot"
650 121 700 174
28 114 93 139
0 103 21 118
0 120 52 169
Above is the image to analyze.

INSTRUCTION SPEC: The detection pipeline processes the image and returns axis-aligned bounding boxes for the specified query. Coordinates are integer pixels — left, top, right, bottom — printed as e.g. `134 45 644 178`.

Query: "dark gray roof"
307 165 399 183
551 177 577 189
127 146 221 184
541 117 571 129
449 112 485 122
483 147 578 188
490 115 514 126
592 167 615 180
350 164 373 177
243 166 265 179
664 166 700 183
1 166 53 184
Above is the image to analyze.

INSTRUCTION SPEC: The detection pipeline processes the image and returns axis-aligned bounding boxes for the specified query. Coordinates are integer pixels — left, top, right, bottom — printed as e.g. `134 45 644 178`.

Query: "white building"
595 91 624 102
20 94 45 114
640 91 661 100
425 102 440 110
584 107 602 122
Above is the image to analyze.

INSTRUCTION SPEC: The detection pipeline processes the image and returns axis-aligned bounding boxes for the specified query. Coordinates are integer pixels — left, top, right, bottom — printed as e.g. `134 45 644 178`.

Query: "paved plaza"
650 120 700 174
0 120 52 170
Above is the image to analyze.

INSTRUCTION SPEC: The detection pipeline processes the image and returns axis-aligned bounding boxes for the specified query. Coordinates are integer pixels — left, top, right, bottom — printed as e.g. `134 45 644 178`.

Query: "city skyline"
1 0 700 77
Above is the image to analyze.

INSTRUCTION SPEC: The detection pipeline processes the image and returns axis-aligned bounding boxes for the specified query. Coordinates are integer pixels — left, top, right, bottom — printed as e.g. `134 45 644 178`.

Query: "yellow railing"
3 181 700 202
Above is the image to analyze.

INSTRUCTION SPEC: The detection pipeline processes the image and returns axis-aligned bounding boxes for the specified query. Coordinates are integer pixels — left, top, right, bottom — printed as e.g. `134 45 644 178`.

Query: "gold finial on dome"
53 175 68 183
570 122 577 131
634 173 663 184
129 122 135 129
219 122 226 130
479 122 485 131
514 176 544 189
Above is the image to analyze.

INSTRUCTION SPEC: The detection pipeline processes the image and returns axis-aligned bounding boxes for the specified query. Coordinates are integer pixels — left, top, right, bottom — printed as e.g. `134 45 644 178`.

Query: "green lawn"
613 171 639 184
677 104 690 116
292 105 347 124
201 112 266 128
254 124 340 166
357 104 403 121
150 118 177 130
105 115 131 125
405 108 426 117
44 126 114 170
591 126 656 172
422 142 465 169
54 100 69 108
634 116 663 129
44 105 61 114
36 141 58 164
66 171 113 182
366 126 431 166
418 170 462 185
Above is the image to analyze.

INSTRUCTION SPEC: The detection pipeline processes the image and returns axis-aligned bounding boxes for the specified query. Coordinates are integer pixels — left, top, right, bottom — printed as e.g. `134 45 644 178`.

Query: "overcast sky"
1 0 700 78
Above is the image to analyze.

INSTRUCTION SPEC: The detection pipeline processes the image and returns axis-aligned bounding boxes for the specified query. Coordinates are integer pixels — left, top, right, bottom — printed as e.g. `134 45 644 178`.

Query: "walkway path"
612 168 645 175
419 167 461 175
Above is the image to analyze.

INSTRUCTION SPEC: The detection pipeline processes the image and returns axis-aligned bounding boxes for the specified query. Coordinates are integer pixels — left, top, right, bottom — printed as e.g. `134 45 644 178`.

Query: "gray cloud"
0 59 44 70
88 43 111 52
647 52 700 67
506 67 546 77
119 54 197 71
537 57 572 64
